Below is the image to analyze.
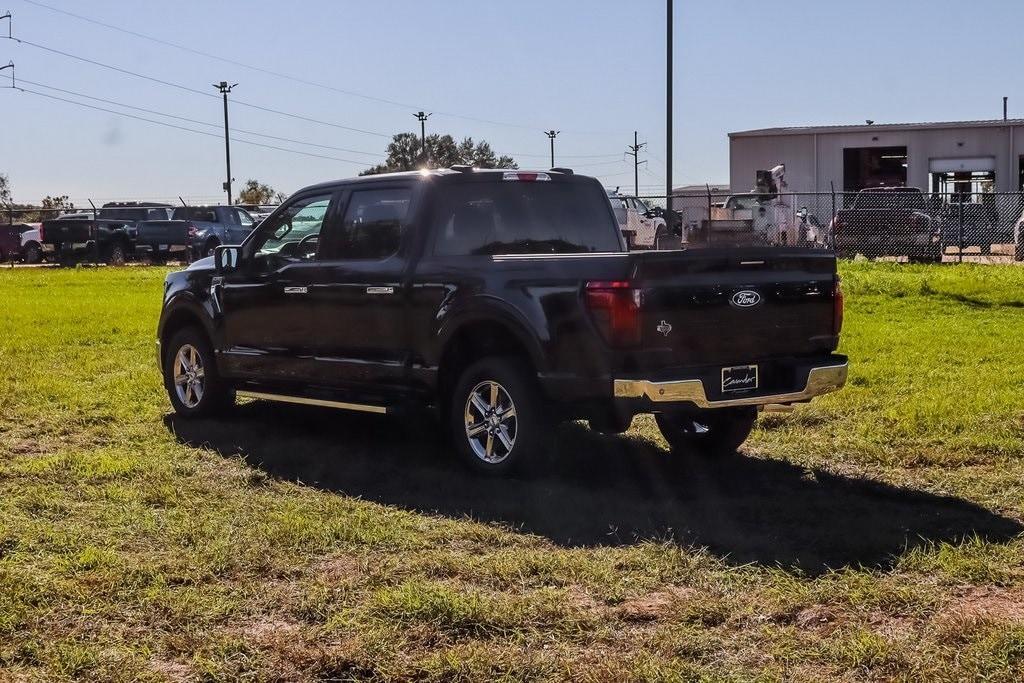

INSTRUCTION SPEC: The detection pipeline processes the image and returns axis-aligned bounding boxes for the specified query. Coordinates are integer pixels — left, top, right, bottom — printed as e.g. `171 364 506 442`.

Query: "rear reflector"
833 279 844 337
503 171 551 182
585 281 641 348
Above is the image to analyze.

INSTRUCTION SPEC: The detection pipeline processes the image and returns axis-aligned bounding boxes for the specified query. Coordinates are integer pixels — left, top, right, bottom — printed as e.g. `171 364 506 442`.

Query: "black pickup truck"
831 187 942 262
42 202 173 265
157 168 846 473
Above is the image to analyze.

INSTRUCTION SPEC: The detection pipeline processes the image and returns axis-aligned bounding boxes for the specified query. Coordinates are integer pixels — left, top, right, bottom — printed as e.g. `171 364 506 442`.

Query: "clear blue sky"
3 0 1022 204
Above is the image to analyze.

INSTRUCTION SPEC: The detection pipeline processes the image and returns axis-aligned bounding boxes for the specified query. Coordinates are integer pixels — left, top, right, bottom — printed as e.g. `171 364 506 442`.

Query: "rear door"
302 183 417 392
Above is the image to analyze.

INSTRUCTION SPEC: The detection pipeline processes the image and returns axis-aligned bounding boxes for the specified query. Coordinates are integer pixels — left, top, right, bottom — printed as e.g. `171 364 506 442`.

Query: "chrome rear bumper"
613 361 848 409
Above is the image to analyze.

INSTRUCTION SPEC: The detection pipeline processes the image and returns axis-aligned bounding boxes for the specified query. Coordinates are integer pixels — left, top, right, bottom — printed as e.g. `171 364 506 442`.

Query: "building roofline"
730 119 1024 138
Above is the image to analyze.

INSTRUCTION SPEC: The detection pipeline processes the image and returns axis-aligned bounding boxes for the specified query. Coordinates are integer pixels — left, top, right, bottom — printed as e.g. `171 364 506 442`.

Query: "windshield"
433 181 623 255
853 190 925 210
97 207 170 221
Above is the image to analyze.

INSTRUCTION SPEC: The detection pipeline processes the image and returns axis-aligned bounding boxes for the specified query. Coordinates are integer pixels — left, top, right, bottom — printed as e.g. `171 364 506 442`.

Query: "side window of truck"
251 194 333 262
322 188 411 261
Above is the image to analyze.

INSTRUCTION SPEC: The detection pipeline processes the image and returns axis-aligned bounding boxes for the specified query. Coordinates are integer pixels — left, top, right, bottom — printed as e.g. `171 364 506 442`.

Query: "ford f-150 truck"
831 187 941 262
157 167 847 474
42 202 173 265
135 205 257 262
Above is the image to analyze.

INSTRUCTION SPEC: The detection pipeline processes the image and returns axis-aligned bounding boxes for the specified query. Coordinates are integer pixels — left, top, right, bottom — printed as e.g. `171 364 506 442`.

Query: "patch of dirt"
795 605 841 633
616 586 697 622
149 658 196 683
310 554 363 582
948 586 1024 622
239 617 303 646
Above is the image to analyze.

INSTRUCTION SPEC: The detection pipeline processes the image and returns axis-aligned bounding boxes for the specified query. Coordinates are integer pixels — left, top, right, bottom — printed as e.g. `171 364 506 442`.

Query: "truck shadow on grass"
165 403 1022 575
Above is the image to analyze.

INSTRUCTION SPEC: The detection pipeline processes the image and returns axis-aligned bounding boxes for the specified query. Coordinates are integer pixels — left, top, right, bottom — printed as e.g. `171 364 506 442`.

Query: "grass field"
1 262 1024 681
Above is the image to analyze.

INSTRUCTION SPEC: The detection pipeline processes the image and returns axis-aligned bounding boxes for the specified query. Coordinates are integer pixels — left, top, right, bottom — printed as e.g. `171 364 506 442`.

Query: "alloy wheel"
172 344 205 409
464 380 518 464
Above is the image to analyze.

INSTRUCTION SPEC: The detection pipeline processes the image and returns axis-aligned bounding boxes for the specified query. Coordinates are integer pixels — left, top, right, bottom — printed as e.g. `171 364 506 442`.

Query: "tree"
0 173 10 205
361 133 517 175
40 195 74 212
235 179 286 205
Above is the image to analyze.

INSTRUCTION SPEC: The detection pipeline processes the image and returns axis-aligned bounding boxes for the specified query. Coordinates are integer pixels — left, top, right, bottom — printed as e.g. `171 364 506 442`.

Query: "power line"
19 0 609 134
16 78 385 157
7 86 374 166
5 35 392 138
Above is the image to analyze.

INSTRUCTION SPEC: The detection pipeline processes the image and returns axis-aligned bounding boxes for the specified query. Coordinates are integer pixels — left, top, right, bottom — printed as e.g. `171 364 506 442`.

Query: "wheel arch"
159 298 216 366
435 314 544 403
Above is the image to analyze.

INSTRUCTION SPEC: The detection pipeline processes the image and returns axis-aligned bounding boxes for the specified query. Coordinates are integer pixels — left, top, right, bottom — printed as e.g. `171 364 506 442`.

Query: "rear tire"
162 326 234 418
448 356 549 475
655 406 757 457
23 242 42 264
105 242 127 266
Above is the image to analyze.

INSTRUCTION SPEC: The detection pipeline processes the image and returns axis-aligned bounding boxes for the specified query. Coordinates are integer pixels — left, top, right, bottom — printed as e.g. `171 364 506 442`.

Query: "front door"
303 184 417 393
218 191 338 384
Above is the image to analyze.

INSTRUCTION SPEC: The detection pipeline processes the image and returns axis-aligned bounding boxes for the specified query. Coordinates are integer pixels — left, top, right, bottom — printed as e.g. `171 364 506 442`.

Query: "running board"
237 390 388 414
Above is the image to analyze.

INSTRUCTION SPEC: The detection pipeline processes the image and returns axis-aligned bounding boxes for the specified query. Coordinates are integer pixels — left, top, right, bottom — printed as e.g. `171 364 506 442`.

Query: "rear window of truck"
431 181 623 255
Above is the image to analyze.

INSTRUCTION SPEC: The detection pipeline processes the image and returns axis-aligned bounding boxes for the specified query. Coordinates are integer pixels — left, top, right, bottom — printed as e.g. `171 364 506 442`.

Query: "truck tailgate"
632 248 838 368
41 220 93 244
136 220 190 246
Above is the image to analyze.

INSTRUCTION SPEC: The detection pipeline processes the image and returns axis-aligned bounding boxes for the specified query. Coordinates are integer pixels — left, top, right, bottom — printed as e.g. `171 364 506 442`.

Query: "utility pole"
544 130 560 168
1 11 11 39
626 131 647 197
213 81 237 204
414 111 431 164
666 0 673 209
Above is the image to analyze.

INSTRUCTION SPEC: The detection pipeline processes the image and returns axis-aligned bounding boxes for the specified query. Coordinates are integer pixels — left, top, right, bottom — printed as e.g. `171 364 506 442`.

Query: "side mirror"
214 245 242 273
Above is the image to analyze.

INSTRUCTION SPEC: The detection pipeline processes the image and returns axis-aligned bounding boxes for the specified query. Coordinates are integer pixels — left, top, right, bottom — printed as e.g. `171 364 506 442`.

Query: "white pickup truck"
607 191 668 249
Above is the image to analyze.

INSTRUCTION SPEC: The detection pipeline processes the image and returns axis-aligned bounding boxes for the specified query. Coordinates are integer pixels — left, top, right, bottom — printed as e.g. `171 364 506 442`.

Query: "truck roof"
299 167 584 195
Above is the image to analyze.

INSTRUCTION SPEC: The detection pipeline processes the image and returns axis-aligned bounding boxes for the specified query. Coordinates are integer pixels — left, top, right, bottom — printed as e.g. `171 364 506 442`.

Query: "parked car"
830 187 941 262
41 202 173 265
938 201 1014 254
607 191 669 249
157 167 847 474
135 206 257 262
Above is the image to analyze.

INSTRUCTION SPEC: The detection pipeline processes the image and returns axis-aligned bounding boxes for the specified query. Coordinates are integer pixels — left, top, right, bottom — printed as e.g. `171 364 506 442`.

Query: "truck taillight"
833 279 844 338
38 224 45 241
585 281 641 347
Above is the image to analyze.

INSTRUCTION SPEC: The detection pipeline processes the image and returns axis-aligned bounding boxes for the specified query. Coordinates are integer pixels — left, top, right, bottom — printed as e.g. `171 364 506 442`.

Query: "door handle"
283 286 308 295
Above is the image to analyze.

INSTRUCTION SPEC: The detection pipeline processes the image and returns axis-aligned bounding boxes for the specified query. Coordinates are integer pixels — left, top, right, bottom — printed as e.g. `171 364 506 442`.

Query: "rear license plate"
721 365 758 393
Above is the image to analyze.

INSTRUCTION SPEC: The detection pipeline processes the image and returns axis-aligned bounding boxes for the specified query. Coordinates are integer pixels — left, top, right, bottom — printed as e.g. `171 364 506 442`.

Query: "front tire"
449 357 549 475
162 327 234 417
655 406 757 456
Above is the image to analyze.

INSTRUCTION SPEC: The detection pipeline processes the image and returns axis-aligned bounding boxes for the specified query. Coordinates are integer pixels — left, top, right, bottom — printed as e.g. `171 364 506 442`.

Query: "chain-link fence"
6 189 1024 266
633 189 1024 263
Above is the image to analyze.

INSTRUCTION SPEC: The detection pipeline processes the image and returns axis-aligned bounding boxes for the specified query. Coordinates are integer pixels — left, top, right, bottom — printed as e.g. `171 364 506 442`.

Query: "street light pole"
544 130 560 168
666 0 673 208
213 81 238 204
414 111 432 164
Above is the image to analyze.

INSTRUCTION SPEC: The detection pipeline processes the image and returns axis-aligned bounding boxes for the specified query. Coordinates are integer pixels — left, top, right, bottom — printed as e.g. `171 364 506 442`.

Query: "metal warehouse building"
729 119 1024 195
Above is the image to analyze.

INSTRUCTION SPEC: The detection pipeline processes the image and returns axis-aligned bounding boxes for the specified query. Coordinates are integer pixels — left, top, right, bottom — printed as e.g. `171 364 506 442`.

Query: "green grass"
2 262 1024 681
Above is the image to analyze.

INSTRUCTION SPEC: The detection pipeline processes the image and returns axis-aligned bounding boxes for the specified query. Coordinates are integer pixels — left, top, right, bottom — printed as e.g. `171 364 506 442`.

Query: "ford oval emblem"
730 290 761 308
